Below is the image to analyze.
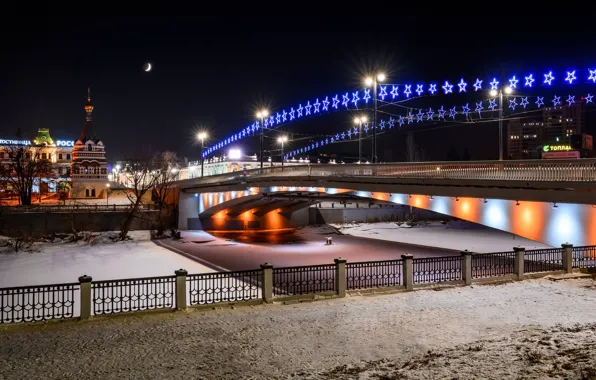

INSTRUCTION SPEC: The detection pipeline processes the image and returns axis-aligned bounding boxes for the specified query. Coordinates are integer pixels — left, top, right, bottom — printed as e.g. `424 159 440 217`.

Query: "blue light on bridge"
483 200 510 232
548 203 582 245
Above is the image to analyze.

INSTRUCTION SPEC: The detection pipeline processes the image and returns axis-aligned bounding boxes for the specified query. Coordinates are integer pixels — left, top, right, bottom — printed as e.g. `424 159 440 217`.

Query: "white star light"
282 110 287 121
363 90 371 103
586 94 594 103
520 97 529 108
332 95 339 109
535 96 544 108
567 95 575 105
428 83 437 94
588 69 596 83
458 78 467 92
313 99 321 113
427 108 434 120
509 98 518 110
416 110 424 122
462 103 470 116
509 75 519 88
442 81 453 94
489 78 499 90
475 101 484 113
438 106 446 119
322 96 329 111
398 115 405 126
473 79 483 91
390 86 399 99
407 112 414 124
544 71 555 85
351 92 360 106
552 95 561 106
341 94 349 108
404 85 412 97
388 117 395 128
565 70 576 84
379 86 388 100
416 84 424 96
449 107 457 119
305 101 312 114
525 74 535 87
488 99 497 111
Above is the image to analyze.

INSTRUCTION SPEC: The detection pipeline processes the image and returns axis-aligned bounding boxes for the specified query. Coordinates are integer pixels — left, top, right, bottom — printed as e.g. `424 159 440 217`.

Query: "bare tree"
0 145 53 205
152 151 180 236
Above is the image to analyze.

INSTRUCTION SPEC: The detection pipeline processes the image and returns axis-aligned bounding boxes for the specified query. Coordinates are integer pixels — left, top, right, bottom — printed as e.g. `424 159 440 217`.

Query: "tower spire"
87 87 91 103
79 87 95 141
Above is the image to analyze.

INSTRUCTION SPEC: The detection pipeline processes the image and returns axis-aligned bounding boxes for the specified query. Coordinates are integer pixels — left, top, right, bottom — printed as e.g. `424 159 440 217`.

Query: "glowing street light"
256 109 269 169
364 73 385 163
490 86 514 160
197 132 208 177
277 135 288 168
354 115 368 163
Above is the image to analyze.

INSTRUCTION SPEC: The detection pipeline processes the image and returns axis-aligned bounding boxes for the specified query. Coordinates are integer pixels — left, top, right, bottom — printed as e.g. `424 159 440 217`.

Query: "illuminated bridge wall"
178 186 596 247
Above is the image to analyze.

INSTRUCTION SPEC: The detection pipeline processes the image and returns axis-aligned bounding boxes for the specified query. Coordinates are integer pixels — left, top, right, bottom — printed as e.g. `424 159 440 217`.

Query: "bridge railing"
177 159 596 188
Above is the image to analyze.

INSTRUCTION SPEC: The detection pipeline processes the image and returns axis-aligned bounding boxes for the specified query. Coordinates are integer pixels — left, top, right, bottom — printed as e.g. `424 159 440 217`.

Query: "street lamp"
364 73 385 163
105 183 110 206
490 86 513 160
256 110 269 169
353 115 368 163
277 136 288 168
197 132 207 177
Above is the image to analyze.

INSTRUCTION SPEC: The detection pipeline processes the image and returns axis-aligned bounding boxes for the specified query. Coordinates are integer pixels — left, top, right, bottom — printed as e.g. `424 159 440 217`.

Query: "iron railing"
2 203 165 213
412 256 462 284
571 246 596 269
471 252 517 279
92 276 176 315
524 248 564 273
186 270 262 305
0 283 78 324
346 260 403 290
272 264 336 296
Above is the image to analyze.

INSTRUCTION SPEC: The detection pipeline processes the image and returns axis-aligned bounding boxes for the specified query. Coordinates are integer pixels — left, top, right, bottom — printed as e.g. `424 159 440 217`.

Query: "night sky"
2 8 596 162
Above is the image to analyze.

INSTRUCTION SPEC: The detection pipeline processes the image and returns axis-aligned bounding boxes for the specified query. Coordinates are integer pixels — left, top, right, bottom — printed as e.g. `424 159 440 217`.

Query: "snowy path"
1 278 595 379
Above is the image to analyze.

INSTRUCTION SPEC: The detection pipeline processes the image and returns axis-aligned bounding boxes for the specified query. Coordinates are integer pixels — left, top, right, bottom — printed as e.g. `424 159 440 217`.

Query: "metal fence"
346 260 403 290
2 203 164 214
524 248 564 273
572 246 596 269
186 270 262 305
0 283 79 324
471 252 517 279
412 256 462 284
272 264 336 296
92 276 176 315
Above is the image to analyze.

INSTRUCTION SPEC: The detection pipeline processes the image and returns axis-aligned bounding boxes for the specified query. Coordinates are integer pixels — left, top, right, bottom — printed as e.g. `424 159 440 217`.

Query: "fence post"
513 247 525 280
561 243 573 273
334 257 347 297
78 275 92 320
461 250 472 285
174 269 187 311
401 254 414 291
260 263 273 303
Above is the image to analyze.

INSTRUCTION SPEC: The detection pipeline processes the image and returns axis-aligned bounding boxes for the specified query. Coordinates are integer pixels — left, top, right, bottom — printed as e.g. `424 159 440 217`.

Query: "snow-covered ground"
1 278 595 379
331 220 552 253
0 231 214 288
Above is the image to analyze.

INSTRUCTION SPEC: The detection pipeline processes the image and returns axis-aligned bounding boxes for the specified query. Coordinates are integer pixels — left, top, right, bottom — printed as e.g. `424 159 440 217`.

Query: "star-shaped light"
352 92 360 106
379 86 388 100
535 97 544 108
332 96 339 109
251 123 257 132
489 78 499 90
407 112 414 124
335 133 340 140
289 107 295 120
388 117 395 128
509 75 519 88
449 107 457 119
544 71 555 85
390 86 398 99
565 70 576 84
442 81 453 94
341 93 350 108
363 89 371 103
379 120 386 130
330 137 335 143
428 83 437 94
475 101 484 113
404 85 412 97
341 132 345 140
525 74 535 87
269 115 275 125
567 95 575 105
589 69 596 83
586 94 594 103
552 95 561 106
273 113 279 124
427 108 434 120
520 97 529 108
398 115 405 127
347 129 352 138
473 79 483 91
462 103 470 116
305 101 312 115
282 110 287 122
364 124 369 133
297 104 304 117
488 99 497 111
458 78 467 92
416 84 424 96
438 106 446 119
322 96 330 111
416 109 424 122
509 98 518 110
264 118 270 127
313 99 321 113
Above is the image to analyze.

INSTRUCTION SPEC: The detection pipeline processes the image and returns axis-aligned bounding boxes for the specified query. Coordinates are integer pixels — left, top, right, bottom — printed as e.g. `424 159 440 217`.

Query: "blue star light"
552 95 561 106
332 95 340 109
264 118 269 127
388 117 395 128
289 107 295 120
509 98 518 110
589 69 596 83
276 112 282 123
458 78 467 92
322 97 330 111
347 129 352 138
462 103 470 116
404 85 412 97
416 109 424 122
341 93 350 108
525 74 535 87
352 92 360 106
475 101 484 113
544 71 555 85
428 83 437 94
427 108 434 120
490 78 499 90
379 120 386 130
335 133 340 140
379 86 388 100
449 107 457 119
314 99 321 113
567 95 575 105
341 132 345 140
438 106 446 119
565 70 576 84
363 89 371 103
535 97 544 108
442 81 453 94
390 86 399 99
353 126 358 134
398 115 405 127
305 101 312 115
297 104 304 117
509 75 519 88
586 94 594 103
364 124 369 133
473 79 482 91
416 84 424 96
407 112 414 124
282 110 287 122
488 99 497 111
520 97 529 108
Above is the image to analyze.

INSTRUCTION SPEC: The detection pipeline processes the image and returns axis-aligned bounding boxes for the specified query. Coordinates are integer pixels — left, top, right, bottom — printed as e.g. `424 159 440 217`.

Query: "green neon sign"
543 145 550 152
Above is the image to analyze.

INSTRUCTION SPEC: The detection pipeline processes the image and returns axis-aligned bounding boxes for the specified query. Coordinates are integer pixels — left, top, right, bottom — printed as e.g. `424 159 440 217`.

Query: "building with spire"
71 88 108 198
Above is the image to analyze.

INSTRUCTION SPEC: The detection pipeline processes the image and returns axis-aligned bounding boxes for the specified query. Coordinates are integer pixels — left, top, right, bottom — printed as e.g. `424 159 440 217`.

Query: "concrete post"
401 254 414 291
174 269 188 311
260 263 273 303
461 250 473 285
561 243 573 273
78 275 92 320
334 258 347 297
513 247 525 280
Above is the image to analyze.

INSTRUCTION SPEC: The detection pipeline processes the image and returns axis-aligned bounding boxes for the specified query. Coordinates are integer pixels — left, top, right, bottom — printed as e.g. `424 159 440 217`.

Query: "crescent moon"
144 63 152 72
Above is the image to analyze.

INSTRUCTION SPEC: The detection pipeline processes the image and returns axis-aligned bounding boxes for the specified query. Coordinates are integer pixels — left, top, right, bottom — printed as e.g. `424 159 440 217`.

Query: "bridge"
176 159 596 247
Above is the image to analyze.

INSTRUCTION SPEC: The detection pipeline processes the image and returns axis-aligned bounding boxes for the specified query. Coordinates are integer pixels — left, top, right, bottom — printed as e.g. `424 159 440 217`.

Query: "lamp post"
365 73 385 163
197 132 207 177
353 115 368 163
277 136 288 169
256 110 269 169
490 86 513 161
105 183 110 205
